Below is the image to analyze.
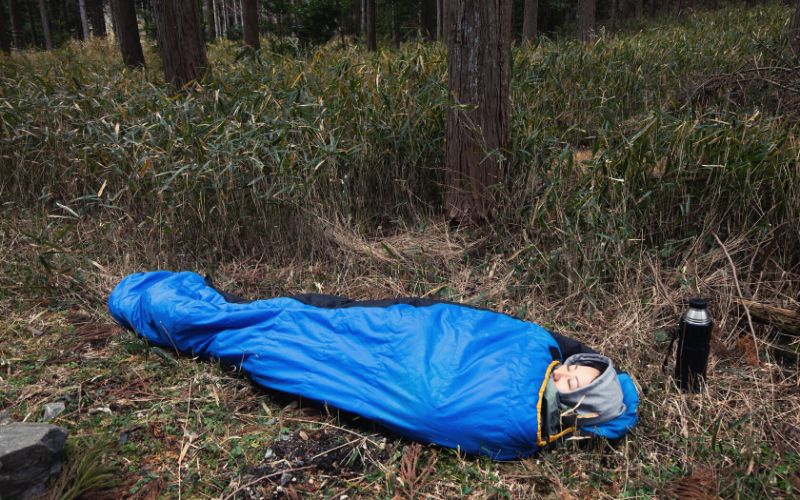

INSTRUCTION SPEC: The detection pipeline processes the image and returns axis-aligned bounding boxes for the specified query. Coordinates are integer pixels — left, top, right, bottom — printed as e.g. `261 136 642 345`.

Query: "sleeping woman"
109 271 639 459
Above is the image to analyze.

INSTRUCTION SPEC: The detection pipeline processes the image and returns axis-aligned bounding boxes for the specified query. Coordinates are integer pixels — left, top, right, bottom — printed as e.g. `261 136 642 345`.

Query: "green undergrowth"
1 3 798 295
1 4 799 498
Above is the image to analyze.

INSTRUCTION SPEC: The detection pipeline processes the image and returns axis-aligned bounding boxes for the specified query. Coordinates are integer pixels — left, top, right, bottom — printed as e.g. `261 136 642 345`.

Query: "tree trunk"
88 0 107 37
221 0 227 38
421 0 436 40
28 0 39 47
791 0 800 56
436 0 443 41
78 0 91 39
366 0 375 51
204 0 214 38
522 0 537 42
9 0 23 47
360 0 366 38
576 0 595 42
151 0 208 87
0 1 10 53
350 0 360 36
214 0 220 39
110 0 144 67
242 0 257 49
444 0 511 223
37 0 52 49
391 0 399 47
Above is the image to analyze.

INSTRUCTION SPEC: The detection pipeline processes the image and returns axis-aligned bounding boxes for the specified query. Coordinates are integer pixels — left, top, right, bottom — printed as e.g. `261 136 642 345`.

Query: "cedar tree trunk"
9 0 23 47
78 0 91 39
110 0 145 67
242 0 258 49
28 0 39 47
391 0 399 47
791 0 800 55
444 0 511 223
151 0 208 87
422 0 436 40
436 0 443 41
89 0 107 37
366 0 376 51
205 0 215 39
0 1 10 53
576 0 595 42
351 0 360 36
37 0 52 49
522 0 537 42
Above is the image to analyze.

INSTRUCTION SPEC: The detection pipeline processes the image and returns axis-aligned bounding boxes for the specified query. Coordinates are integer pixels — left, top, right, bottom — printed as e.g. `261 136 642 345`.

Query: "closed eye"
568 378 578 390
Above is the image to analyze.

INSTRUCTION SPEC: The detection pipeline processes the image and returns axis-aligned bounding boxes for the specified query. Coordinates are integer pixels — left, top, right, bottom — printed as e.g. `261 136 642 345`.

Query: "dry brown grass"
1 212 799 498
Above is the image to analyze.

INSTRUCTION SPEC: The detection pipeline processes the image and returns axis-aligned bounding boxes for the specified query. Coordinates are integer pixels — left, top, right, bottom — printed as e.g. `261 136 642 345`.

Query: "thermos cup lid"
689 298 707 309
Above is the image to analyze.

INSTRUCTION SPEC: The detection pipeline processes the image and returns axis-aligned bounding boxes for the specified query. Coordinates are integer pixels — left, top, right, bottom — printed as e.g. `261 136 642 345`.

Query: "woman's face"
552 363 601 393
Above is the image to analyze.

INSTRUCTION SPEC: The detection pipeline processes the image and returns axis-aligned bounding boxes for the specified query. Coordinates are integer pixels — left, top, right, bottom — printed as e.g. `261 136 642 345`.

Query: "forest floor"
1 214 798 499
2 3 800 498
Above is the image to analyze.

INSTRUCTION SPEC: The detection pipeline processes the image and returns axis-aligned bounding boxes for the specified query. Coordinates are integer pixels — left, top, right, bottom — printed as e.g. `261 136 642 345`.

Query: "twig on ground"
221 466 316 500
713 233 760 362
280 417 382 448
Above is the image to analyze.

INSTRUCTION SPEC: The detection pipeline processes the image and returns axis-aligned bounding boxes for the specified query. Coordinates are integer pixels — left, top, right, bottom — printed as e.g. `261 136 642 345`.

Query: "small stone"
298 431 309 441
0 423 68 498
263 448 274 460
42 402 66 422
0 411 14 426
279 472 292 486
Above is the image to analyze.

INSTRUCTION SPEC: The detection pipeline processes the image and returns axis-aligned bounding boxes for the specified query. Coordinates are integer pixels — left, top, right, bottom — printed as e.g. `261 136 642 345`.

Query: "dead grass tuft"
664 466 719 500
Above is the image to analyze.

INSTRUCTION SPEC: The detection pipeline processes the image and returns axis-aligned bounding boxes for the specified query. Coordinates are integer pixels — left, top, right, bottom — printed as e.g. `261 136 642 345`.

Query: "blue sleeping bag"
108 271 638 459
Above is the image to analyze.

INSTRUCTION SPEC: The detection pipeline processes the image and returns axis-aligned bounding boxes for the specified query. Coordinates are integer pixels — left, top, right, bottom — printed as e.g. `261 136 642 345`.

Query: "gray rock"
279 472 293 486
42 402 66 422
0 411 14 426
0 423 68 499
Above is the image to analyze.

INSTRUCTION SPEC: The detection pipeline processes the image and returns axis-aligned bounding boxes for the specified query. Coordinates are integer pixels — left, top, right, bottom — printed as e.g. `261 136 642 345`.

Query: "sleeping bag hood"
108 271 639 459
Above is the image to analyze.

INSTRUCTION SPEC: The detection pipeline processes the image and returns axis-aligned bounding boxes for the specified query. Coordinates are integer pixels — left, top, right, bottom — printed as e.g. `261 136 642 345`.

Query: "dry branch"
732 297 800 336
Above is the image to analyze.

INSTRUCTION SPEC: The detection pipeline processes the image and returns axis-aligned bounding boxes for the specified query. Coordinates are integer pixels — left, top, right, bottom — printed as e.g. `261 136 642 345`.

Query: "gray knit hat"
556 353 626 427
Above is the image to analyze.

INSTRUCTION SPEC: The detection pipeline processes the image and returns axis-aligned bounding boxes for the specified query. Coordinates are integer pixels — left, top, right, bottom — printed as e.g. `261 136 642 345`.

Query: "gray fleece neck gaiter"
556 353 626 427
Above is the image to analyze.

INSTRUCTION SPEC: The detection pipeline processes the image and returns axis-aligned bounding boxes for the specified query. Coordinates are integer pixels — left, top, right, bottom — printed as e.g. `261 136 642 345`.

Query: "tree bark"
78 0 91 39
576 0 595 42
436 0 443 41
88 0 107 37
151 0 208 87
522 0 537 42
110 0 144 67
360 0 366 38
8 0 23 47
0 0 10 53
350 0 360 36
444 0 511 223
242 0 258 49
37 0 52 50
366 0 375 51
391 0 399 47
791 0 800 56
421 0 436 40
204 0 215 38
28 0 39 47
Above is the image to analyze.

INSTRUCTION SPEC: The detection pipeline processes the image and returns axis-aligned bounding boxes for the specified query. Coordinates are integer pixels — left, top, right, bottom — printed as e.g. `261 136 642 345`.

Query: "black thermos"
674 298 713 390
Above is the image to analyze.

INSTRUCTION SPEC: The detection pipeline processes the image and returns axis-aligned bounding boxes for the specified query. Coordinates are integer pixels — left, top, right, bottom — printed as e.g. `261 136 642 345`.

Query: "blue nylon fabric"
108 270 637 459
